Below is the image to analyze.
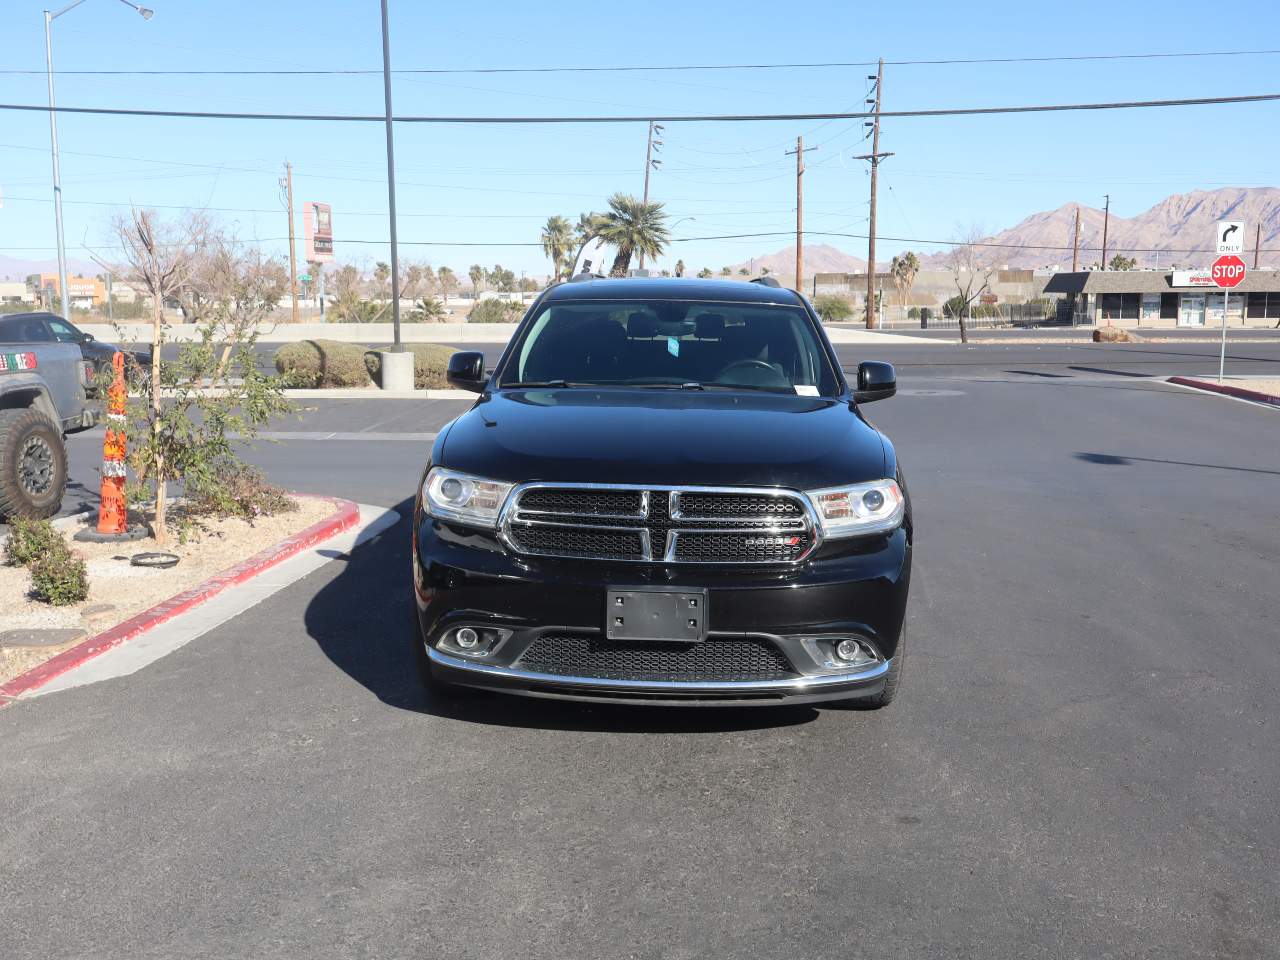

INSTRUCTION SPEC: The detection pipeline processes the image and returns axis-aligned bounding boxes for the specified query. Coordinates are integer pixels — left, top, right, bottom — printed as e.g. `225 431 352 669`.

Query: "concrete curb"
1167 377 1280 409
0 494 360 704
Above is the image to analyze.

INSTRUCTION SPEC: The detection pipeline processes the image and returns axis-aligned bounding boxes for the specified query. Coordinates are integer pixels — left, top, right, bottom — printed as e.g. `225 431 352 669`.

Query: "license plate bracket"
606 587 708 642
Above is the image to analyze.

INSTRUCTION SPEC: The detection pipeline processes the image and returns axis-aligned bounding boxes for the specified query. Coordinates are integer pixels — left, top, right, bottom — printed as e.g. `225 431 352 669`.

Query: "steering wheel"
714 358 789 387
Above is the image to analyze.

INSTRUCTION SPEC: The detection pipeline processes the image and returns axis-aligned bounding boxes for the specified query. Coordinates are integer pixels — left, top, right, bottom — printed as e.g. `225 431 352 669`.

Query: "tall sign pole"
283 162 299 325
379 0 402 349
1213 220 1247 384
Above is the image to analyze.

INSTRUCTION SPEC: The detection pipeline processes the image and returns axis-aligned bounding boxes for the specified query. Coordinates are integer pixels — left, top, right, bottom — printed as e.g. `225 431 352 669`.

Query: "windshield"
499 298 841 395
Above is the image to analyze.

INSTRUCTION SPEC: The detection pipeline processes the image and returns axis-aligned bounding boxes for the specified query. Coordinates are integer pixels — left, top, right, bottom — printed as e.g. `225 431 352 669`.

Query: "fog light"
456 627 479 649
835 639 863 662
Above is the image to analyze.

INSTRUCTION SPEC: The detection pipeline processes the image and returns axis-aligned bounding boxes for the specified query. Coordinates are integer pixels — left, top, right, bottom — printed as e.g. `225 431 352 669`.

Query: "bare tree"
108 208 208 544
202 241 288 380
946 227 999 345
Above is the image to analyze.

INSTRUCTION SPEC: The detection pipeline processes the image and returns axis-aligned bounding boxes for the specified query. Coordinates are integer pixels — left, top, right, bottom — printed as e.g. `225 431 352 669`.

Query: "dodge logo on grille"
744 536 802 547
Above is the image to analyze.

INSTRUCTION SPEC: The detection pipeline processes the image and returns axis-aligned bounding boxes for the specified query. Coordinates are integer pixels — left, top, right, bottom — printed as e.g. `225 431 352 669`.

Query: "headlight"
422 467 513 528
806 479 905 538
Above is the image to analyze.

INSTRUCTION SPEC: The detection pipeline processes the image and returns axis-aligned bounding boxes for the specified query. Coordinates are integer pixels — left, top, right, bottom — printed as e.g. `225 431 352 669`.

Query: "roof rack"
750 276 781 288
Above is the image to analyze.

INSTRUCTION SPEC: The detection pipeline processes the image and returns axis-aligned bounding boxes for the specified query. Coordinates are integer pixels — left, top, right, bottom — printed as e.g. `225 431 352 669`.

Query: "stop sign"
1211 254 1247 288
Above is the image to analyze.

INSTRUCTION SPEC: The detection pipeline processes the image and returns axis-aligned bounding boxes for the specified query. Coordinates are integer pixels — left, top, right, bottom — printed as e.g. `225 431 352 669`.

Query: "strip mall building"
1043 269 1280 328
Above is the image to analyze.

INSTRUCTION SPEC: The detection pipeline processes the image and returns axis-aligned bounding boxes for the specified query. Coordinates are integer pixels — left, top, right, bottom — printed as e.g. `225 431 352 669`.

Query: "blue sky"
2 0 1279 279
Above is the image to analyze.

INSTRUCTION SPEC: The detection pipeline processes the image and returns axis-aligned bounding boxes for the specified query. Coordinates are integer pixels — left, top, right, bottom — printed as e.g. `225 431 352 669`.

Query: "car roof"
541 277 805 306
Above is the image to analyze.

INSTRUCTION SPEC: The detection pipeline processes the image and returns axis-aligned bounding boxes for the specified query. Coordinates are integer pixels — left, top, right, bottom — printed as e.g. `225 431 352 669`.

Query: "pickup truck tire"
0 408 68 521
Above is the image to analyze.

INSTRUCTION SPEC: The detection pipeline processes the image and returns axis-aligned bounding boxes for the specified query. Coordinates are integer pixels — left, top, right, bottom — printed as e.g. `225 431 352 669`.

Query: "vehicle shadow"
302 497 818 734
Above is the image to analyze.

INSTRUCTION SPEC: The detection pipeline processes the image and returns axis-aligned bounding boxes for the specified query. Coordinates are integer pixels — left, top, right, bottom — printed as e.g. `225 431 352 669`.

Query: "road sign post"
1211 253 1247 383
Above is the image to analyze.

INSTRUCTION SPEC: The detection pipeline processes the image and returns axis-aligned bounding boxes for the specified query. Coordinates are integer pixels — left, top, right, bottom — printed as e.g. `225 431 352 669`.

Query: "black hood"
439 389 887 489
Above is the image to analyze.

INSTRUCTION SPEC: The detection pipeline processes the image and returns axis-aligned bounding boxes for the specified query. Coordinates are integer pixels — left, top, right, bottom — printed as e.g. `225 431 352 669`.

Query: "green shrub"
273 339 372 388
364 344 459 389
407 297 447 323
4 517 60 567
467 298 524 324
813 294 855 323
29 541 89 606
186 462 299 522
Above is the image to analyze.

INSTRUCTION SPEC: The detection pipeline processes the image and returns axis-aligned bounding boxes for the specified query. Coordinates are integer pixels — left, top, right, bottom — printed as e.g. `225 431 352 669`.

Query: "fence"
872 299 1067 330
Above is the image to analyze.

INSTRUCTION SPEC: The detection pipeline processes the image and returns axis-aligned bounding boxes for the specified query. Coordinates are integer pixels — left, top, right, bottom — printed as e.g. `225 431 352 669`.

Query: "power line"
3 92 1279 124
3 48 1280 76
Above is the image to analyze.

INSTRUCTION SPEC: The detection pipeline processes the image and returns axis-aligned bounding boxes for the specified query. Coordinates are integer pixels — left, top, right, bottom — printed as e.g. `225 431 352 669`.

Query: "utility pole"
379 0 403 349
281 162 299 325
1071 207 1081 272
638 121 663 270
1254 223 1262 269
785 136 817 293
854 59 893 328
1100 194 1111 269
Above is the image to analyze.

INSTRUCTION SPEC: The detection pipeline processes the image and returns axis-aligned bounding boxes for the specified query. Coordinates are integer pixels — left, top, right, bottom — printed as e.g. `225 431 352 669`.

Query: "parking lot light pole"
44 0 153 319
379 0 402 351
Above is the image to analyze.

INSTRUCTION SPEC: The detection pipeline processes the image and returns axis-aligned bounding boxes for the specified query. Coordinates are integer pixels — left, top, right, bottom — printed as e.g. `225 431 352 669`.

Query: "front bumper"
414 514 910 706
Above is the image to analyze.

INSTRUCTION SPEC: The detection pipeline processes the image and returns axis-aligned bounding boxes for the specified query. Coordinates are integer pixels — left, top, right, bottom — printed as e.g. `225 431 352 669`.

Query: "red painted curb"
1168 377 1280 409
0 495 361 704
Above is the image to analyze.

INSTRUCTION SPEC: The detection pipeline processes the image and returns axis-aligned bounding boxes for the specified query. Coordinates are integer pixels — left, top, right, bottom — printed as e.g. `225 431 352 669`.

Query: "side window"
48 319 80 343
0 317 53 343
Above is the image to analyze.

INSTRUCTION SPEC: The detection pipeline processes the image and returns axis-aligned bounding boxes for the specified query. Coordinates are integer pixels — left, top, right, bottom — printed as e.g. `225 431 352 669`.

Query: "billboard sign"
304 202 334 262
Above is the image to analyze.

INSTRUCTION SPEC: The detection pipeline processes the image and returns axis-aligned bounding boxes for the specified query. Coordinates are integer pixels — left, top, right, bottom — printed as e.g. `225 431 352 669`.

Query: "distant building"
31 273 106 310
0 281 35 304
1042 270 1280 328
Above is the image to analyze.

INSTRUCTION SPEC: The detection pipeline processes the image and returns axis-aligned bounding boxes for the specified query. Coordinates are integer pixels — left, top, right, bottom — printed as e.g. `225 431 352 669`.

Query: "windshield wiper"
502 379 579 388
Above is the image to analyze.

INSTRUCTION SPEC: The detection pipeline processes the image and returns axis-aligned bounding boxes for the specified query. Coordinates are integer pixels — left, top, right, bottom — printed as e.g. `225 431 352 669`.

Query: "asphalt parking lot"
4 341 1279 958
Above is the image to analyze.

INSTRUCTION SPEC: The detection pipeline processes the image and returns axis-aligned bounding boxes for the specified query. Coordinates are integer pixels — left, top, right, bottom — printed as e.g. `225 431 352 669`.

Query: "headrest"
627 312 659 338
695 313 725 338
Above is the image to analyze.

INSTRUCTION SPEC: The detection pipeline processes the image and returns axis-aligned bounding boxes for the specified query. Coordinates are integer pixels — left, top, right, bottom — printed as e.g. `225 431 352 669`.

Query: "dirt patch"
1208 377 1280 398
0 497 333 686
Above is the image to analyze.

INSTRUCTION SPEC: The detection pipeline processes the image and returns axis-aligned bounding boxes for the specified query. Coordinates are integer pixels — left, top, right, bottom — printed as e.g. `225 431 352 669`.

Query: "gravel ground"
1204 376 1280 396
0 497 332 685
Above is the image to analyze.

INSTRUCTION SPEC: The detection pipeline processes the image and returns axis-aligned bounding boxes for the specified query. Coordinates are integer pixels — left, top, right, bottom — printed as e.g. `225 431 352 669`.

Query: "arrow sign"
1216 220 1245 255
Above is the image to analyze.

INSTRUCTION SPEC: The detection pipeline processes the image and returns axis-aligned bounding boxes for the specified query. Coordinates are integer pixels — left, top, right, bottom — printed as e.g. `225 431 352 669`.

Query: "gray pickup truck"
0 338 97 520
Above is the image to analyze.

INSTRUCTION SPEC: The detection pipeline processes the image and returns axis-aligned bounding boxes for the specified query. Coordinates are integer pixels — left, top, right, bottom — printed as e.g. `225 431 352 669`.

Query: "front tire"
0 408 68 521
411 600 451 695
857 626 906 710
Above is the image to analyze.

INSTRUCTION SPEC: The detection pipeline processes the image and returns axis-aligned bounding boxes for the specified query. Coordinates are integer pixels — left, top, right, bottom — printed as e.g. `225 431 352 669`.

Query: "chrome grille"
516 633 797 681
501 484 817 564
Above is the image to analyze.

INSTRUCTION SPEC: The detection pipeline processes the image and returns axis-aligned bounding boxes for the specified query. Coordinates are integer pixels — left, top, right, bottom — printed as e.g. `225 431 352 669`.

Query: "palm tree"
563 211 606 277
890 251 920 311
697 267 713 279
540 215 574 283
468 264 484 295
719 266 731 276
675 259 686 278
595 192 670 277
437 266 456 302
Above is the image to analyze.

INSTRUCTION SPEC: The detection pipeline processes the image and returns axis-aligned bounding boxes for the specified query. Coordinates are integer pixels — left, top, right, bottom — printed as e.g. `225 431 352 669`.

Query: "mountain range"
922 187 1280 271
725 188 1280 279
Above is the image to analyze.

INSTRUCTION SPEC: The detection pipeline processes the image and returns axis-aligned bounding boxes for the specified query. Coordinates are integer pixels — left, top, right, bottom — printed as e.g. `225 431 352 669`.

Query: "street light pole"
44 10 70 318
44 0 154 318
379 0 402 350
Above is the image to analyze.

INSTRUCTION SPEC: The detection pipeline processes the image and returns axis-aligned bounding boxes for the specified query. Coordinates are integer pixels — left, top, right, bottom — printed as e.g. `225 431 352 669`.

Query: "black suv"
412 278 911 707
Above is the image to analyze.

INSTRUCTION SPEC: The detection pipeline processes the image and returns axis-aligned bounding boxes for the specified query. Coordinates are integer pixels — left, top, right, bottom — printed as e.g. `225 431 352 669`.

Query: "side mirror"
854 361 896 403
447 351 487 393
81 332 95 342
